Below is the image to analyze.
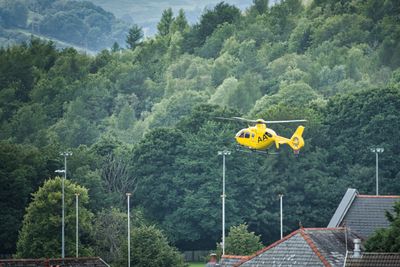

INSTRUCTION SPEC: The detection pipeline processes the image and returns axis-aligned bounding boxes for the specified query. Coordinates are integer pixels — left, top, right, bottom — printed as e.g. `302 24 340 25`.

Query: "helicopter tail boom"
288 126 305 152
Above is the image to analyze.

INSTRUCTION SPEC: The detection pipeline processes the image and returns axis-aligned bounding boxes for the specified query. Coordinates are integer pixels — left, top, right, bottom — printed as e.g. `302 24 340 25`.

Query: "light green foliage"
16 177 94 258
211 52 240 86
171 9 189 34
146 90 208 129
126 225 186 267
165 54 213 96
217 224 264 256
252 81 319 113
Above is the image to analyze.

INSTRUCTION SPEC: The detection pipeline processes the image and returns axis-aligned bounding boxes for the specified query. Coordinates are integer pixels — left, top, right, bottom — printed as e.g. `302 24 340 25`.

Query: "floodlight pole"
370 148 384 195
59 151 72 258
279 194 283 239
218 150 231 256
75 193 79 258
126 193 132 267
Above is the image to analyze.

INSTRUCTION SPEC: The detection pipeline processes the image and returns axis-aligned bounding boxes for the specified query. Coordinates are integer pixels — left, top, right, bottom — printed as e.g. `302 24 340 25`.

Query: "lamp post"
278 194 283 239
126 193 132 267
75 193 79 258
58 151 72 259
55 169 66 258
218 150 231 256
370 148 384 195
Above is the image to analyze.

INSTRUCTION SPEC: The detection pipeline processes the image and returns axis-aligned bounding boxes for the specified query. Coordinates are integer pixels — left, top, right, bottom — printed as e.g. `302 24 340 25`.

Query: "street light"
55 169 65 258
278 194 283 239
58 151 72 259
370 147 384 195
218 150 231 256
75 193 80 258
126 193 132 267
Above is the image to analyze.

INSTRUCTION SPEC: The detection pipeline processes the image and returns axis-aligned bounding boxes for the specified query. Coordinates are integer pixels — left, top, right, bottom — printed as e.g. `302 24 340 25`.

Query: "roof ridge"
303 227 347 231
234 229 301 266
357 195 400 198
300 229 332 267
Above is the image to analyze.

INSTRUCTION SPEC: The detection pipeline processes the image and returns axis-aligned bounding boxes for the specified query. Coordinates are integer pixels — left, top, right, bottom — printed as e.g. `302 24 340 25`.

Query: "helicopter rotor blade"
264 119 307 124
216 117 307 124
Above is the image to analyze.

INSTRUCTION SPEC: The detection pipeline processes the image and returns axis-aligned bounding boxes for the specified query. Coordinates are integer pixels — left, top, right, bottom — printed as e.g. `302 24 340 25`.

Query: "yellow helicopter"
218 117 306 155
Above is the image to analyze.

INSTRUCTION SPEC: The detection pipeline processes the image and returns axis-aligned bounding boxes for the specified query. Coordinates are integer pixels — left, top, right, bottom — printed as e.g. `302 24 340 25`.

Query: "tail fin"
288 126 305 153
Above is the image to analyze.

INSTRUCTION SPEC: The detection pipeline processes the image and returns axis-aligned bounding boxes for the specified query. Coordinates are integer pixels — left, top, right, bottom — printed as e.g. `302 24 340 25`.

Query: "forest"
0 0 129 51
1 0 400 265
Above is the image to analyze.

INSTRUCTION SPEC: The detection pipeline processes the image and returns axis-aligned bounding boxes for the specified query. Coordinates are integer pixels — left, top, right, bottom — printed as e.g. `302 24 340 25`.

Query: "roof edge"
234 227 347 267
328 188 358 227
357 195 400 198
300 229 331 267
234 229 301 266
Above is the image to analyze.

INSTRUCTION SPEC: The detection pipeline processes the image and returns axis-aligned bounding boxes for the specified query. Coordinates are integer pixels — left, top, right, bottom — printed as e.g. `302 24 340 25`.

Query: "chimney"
353 238 362 258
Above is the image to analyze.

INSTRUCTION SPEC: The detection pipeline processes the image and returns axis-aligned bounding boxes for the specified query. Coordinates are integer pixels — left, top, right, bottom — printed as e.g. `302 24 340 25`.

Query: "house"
327 188 400 239
229 227 359 267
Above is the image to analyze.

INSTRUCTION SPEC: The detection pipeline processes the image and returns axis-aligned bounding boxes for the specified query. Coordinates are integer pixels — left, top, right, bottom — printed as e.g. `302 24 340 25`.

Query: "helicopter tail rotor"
288 126 305 152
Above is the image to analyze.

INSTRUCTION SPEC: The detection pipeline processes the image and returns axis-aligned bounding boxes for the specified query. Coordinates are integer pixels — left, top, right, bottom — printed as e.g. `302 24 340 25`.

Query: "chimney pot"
353 238 362 258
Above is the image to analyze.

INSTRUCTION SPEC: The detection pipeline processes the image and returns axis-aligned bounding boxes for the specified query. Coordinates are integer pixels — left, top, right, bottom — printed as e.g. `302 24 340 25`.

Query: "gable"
340 196 399 239
239 233 324 266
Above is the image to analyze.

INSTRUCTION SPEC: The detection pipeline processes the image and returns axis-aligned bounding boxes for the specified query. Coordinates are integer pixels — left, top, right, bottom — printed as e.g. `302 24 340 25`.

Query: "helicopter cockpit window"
236 130 245 138
244 132 250 138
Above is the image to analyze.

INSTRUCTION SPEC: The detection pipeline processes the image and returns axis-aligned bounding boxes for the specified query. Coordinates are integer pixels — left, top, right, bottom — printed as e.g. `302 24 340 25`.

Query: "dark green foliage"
365 201 400 252
126 24 143 50
157 8 174 37
2 0 400 255
127 225 186 267
0 142 48 254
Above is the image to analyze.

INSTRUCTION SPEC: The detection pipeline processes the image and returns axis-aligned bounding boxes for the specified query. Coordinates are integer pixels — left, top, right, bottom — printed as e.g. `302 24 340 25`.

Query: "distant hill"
0 0 130 51
86 0 255 36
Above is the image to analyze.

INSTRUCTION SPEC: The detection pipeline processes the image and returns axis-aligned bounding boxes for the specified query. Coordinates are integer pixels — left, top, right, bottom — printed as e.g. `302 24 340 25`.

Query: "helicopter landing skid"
235 146 279 155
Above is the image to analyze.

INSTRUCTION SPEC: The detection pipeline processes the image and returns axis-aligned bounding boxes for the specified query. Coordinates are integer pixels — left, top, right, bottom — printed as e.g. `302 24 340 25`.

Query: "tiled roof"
345 253 400 267
328 189 400 239
220 255 251 267
235 228 358 267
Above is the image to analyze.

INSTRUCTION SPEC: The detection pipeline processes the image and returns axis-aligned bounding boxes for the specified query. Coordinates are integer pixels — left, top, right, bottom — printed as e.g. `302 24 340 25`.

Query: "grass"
188 262 205 267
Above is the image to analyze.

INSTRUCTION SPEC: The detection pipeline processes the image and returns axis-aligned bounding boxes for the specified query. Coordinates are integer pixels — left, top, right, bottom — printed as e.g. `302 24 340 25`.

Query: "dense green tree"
0 142 48 254
365 201 400 252
157 8 174 36
217 224 264 256
196 2 241 46
16 177 94 258
171 9 189 34
124 225 186 267
126 24 143 50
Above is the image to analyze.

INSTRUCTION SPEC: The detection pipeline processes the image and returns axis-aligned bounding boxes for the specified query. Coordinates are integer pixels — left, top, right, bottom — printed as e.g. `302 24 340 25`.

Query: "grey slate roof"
221 256 251 267
345 253 400 267
328 188 400 239
235 228 359 267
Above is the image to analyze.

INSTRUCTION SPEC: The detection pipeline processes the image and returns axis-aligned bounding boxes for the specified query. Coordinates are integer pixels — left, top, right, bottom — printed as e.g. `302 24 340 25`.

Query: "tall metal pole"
279 194 283 239
370 148 384 196
75 193 79 258
218 150 230 256
60 151 72 259
126 193 132 267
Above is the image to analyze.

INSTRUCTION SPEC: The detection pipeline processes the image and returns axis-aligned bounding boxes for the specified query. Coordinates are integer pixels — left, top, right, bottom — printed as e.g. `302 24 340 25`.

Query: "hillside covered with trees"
0 0 129 51
1 0 400 264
